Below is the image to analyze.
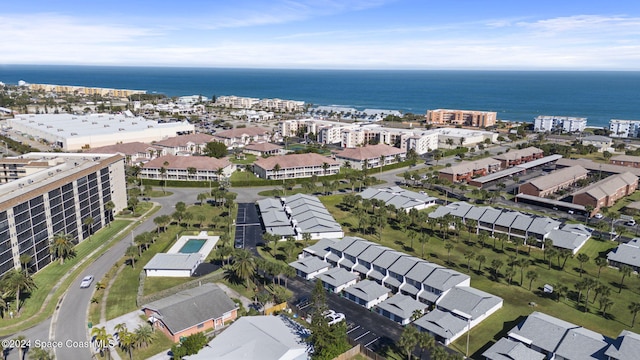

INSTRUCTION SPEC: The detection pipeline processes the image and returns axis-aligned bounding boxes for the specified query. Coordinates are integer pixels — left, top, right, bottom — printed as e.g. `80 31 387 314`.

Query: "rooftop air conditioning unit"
119 128 125 131
104 125 109 127
92 122 98 125
71 132 77 136
81 119 87 122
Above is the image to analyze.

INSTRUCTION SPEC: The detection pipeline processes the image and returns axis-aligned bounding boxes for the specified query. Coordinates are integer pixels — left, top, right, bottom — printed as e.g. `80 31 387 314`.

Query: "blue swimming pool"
179 239 206 254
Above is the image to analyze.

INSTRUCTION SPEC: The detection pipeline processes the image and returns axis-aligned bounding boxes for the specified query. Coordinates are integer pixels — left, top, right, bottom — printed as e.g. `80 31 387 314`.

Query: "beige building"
333 144 406 170
0 153 127 276
212 127 272 148
243 142 283 157
83 142 163 166
426 109 497 128
140 155 235 181
153 133 216 155
253 153 339 179
518 165 589 198
29 83 146 97
572 172 638 213
581 135 613 153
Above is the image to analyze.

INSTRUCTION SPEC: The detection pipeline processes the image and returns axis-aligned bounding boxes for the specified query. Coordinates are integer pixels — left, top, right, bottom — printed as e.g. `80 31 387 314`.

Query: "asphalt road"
235 203 263 255
52 187 203 359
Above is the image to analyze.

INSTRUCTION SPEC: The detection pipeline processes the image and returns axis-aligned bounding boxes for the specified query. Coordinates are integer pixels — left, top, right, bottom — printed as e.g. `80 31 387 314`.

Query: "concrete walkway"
95 310 147 360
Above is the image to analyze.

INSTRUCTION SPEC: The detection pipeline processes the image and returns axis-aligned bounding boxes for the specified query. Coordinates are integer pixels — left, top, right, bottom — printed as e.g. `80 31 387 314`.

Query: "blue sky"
2 0 640 69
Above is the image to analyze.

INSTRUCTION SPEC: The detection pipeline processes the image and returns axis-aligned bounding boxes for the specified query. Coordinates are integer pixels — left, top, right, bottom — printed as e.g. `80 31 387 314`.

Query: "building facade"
140 155 235 181
426 109 497 128
534 115 587 133
253 153 340 180
0 153 127 277
610 119 640 138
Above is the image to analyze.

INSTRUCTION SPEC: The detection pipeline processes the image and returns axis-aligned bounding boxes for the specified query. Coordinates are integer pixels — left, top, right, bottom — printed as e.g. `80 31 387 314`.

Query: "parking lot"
234 203 264 255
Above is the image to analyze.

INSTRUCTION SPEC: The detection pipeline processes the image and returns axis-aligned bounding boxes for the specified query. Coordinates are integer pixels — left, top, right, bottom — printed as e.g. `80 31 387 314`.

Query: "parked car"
626 220 636 226
327 312 346 325
594 213 603 219
80 275 94 288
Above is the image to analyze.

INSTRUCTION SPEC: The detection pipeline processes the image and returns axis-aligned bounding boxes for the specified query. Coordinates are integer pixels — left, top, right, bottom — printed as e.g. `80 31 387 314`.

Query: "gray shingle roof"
508 312 576 355
372 251 406 269
289 257 331 274
405 262 443 283
436 287 502 321
344 280 389 302
527 217 560 235
413 309 467 340
359 186 437 210
465 206 489 221
376 294 426 320
316 267 358 287
186 315 308 360
423 268 469 292
303 238 338 257
479 208 502 224
494 211 520 228
342 239 376 258
607 238 640 268
555 327 609 360
511 213 534 231
142 283 238 334
387 256 421 276
605 330 640 360
482 338 545 360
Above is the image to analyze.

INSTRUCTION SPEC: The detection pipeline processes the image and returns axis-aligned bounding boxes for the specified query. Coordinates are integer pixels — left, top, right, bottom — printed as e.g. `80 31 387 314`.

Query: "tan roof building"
154 133 215 147
438 157 502 183
518 165 589 197
556 158 640 177
610 155 640 168
253 153 339 179
572 172 638 212
84 141 163 164
140 155 234 181
493 147 544 168
334 144 406 170
243 142 283 156
213 127 272 147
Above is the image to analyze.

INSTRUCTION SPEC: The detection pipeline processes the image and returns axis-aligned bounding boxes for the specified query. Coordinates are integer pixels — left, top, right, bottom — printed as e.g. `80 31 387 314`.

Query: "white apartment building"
257 98 305 112
610 119 640 138
407 132 440 155
215 96 259 109
534 115 587 133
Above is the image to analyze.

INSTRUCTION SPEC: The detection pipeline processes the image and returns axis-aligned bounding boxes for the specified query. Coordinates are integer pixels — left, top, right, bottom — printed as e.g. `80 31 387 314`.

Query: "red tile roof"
244 142 283 152
143 155 231 171
84 142 160 155
254 153 338 170
335 144 406 161
154 133 216 147
214 127 270 139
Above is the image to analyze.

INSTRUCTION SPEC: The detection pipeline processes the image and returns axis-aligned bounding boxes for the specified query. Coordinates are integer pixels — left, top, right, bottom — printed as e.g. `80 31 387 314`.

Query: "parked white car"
326 312 345 325
594 213 603 219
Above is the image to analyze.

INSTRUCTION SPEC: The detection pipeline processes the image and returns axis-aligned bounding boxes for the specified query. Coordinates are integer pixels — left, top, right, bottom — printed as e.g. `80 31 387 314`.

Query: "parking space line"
365 337 380 348
347 325 360 334
354 331 370 341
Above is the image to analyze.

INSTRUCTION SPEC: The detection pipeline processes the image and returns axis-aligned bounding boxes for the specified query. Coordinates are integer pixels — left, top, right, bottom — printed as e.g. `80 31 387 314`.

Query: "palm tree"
398 325 419 360
83 216 95 240
12 335 28 360
302 232 312 247
576 253 589 277
444 242 454 264
546 247 558 270
104 200 115 226
478 233 489 249
526 236 537 255
594 257 608 279
118 328 135 360
19 254 32 271
26 347 54 360
512 237 523 257
599 296 614 318
583 278 597 312
619 265 633 293
134 323 155 349
272 163 282 181
505 267 516 285
464 251 475 273
197 192 208 206
417 331 435 359
91 326 114 359
125 245 137 268
159 166 168 194
490 259 503 281
4 269 36 312
232 249 257 289
418 233 429 258
629 302 640 327
476 254 486 273
526 270 538 291
575 280 587 307
50 232 75 265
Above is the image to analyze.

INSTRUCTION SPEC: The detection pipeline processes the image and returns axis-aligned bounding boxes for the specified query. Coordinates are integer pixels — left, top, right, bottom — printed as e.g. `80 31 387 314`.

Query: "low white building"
7 113 194 151
144 253 202 277
610 119 640 138
343 279 390 309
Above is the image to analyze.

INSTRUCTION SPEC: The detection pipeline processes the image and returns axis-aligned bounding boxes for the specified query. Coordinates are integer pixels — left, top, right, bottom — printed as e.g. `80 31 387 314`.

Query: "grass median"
0 220 132 336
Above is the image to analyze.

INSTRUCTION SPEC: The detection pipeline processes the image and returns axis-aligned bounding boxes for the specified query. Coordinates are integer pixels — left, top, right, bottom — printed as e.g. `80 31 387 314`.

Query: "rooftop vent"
92 122 98 125
71 132 77 136
104 125 109 128
119 128 125 131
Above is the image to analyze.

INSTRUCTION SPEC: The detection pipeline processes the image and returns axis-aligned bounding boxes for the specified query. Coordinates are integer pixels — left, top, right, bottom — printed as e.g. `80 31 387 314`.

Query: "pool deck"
167 231 219 260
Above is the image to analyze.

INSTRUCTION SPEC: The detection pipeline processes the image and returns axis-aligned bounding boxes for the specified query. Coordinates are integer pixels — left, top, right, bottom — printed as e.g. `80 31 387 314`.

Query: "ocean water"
1 65 639 128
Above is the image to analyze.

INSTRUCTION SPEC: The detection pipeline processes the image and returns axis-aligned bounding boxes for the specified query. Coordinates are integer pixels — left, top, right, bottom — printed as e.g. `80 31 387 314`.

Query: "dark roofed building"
142 283 238 342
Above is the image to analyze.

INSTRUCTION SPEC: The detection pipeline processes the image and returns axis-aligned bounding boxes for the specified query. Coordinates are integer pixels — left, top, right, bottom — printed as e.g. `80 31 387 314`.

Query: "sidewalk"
95 310 147 360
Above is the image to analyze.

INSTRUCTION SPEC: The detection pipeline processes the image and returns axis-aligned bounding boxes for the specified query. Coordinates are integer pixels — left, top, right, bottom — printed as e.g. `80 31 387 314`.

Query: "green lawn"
230 153 257 165
113 332 176 360
320 194 640 357
230 171 262 181
0 220 132 336
143 277 195 295
106 203 236 319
